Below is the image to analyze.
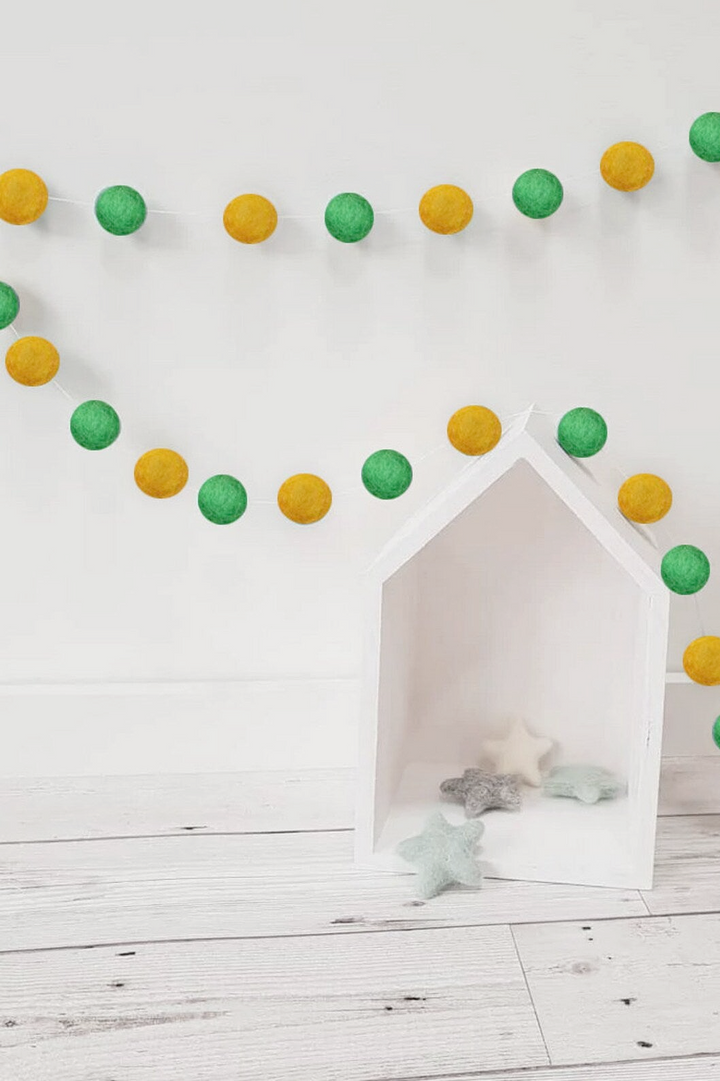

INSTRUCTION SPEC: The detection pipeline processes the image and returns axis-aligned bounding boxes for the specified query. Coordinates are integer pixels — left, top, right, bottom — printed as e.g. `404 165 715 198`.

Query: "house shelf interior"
369 458 658 889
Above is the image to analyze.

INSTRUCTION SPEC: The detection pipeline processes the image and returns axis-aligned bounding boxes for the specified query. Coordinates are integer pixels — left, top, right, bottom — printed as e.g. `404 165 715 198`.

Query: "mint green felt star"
397 812 485 899
542 764 625 804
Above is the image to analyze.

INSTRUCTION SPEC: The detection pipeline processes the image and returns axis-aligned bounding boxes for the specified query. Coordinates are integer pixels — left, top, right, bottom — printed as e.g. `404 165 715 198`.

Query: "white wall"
1 0 720 773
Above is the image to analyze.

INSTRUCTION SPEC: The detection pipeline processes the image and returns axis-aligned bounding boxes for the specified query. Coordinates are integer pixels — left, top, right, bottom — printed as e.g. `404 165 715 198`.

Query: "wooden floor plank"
513 913 720 1067
0 756 712 846
643 815 720 915
0 829 645 952
0 769 355 842
0 926 548 1081
421 1058 720 1079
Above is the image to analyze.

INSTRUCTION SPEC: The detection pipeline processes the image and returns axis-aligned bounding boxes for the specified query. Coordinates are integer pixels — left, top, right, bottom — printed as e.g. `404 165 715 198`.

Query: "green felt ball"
512 169 564 219
557 407 608 458
198 474 248 524
362 449 412 500
713 716 720 750
324 193 374 243
689 113 720 162
661 545 711 595
70 400 121 450
95 185 147 236
0 281 19 329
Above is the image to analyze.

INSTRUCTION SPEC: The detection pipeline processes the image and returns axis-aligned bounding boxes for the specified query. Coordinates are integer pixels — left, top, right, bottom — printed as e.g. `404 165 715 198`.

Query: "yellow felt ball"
618 473 672 524
683 636 720 686
6 336 59 386
223 194 278 244
278 473 332 524
419 185 474 235
600 142 655 192
447 405 502 455
0 168 49 224
134 449 189 499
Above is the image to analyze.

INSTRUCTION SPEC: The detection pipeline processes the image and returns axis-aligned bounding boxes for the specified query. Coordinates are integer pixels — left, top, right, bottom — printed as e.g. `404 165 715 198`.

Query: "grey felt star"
440 768 522 817
542 764 625 804
396 812 485 899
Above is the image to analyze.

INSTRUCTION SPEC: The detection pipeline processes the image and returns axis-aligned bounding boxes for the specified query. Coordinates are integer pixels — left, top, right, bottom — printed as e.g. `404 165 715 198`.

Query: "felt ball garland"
198 474 248 524
134 449 188 499
419 185 474 234
618 473 672 524
447 405 501 455
713 717 720 751
0 168 48 225
362 449 413 499
95 185 147 236
557 407 608 458
684 636 720 686
689 113 720 163
661 545 710 596
600 142 654 192
325 193 374 243
70 400 121 450
278 473 332 524
223 194 277 244
6 336 59 386
512 169 563 219
0 282 19 329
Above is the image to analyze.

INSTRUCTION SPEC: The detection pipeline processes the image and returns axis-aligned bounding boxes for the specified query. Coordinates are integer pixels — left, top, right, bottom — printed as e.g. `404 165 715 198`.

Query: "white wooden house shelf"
356 411 670 890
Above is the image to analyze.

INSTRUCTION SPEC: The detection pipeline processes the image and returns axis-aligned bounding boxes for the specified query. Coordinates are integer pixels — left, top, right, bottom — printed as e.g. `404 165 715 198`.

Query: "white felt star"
482 720 553 787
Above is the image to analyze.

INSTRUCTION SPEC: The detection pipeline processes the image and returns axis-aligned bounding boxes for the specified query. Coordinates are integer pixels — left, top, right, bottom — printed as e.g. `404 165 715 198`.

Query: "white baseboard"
0 676 716 781
0 678 359 777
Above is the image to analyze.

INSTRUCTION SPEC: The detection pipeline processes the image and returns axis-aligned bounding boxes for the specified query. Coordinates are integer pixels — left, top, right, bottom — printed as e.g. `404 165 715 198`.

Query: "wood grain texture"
0 769 355 842
0 926 548 1081
658 757 720 816
643 814 720 915
0 758 712 845
423 1058 720 1079
0 829 646 953
513 913 720 1066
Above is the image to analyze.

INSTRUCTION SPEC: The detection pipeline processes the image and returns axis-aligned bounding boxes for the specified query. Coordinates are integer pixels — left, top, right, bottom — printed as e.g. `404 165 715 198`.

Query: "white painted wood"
658 757 720 816
0 769 354 842
0 829 646 953
513 913 720 1066
0 758 712 847
0 926 548 1080
430 1059 720 1080
359 413 669 889
644 815 720 916
0 679 358 776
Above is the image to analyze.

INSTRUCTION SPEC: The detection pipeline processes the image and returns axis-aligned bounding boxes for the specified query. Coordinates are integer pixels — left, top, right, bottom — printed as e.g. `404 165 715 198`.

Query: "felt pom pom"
278 473 332 524
512 169 563 219
0 282 20 329
0 169 48 225
600 142 654 191
223 194 278 244
683 636 720 686
198 474 248 524
134 449 188 498
95 185 147 236
713 716 720 750
618 473 672 524
324 193 374 243
447 405 502 455
70 400 121 450
689 113 720 162
661 545 710 595
557 407 608 458
362 449 413 499
6 336 59 386
419 185 474 234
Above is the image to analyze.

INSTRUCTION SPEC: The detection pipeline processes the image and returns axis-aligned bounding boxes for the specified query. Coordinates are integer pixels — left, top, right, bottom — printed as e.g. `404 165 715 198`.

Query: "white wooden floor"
2 761 720 1081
